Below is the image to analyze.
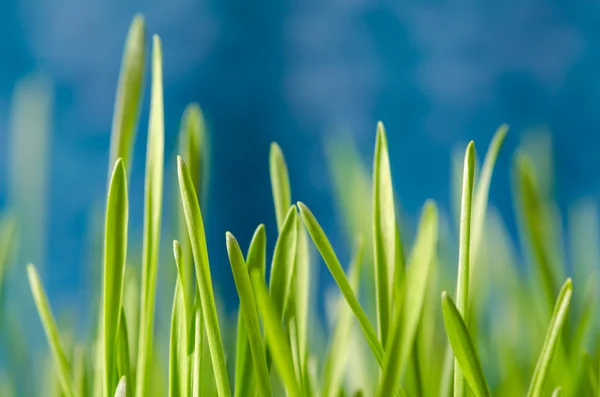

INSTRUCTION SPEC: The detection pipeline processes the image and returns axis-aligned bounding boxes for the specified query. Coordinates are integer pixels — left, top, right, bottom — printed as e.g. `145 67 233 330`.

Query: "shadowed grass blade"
378 201 438 396
117 309 132 397
454 141 475 397
298 202 384 366
527 278 573 397
441 292 490 397
103 159 129 397
27 264 75 397
227 232 272 397
372 122 396 347
177 156 231 397
136 34 165 397
270 143 292 231
270 206 298 318
321 236 364 397
73 346 90 397
108 15 146 178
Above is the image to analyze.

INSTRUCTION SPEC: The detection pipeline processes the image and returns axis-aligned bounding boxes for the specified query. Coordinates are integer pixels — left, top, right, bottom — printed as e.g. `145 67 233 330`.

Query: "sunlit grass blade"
454 141 475 397
177 156 231 397
108 15 146 178
252 272 301 397
514 152 559 310
103 159 129 397
173 241 193 354
191 303 204 397
270 206 298 317
227 232 272 397
135 34 165 397
293 220 311 391
270 142 292 230
117 309 132 397
551 387 562 397
372 121 396 347
441 292 490 397
115 377 127 397
321 236 364 397
378 201 438 396
298 202 384 366
527 278 573 397
27 264 76 397
169 279 187 397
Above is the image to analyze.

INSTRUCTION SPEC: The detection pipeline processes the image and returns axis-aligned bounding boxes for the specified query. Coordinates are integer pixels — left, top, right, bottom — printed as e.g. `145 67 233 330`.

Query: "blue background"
0 0 599 308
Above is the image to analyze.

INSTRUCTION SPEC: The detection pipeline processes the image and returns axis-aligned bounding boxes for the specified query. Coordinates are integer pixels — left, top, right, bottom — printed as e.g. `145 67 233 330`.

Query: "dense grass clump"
0 14 598 397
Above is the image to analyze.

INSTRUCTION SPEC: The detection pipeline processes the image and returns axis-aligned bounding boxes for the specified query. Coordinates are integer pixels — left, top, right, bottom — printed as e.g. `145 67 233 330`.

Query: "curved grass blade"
235 225 267 397
108 15 146 178
527 278 573 397
27 264 76 397
103 159 129 397
298 202 384 366
321 236 364 397
227 232 272 397
115 377 127 397
252 272 301 397
372 122 396 347
173 241 193 354
270 206 298 318
454 141 475 397
136 34 165 397
441 292 490 397
117 309 132 397
270 142 292 231
177 156 231 397
378 201 438 396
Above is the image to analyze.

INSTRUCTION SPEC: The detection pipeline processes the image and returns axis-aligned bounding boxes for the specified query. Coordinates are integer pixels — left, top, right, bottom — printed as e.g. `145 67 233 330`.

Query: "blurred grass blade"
117 309 132 397
252 272 301 397
372 122 396 347
270 142 292 230
270 206 298 318
108 15 146 177
103 159 129 397
378 201 438 396
173 241 193 355
527 278 573 397
115 377 127 397
551 387 562 397
227 233 272 397
169 280 187 397
74 346 90 397
321 236 364 397
454 141 475 397
177 156 231 397
441 292 490 397
27 264 76 397
0 215 17 319
298 202 384 366
136 34 165 397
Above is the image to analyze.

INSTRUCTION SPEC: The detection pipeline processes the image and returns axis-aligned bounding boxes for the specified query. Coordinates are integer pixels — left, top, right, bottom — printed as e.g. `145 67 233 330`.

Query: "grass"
0 12 595 397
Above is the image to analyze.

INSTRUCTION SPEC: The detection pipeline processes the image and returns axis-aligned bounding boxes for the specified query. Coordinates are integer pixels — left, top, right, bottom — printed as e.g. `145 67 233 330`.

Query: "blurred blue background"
0 0 598 309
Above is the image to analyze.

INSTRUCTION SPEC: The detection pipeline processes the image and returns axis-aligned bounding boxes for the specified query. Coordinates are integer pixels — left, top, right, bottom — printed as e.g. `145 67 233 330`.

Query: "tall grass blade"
454 141 475 397
298 202 384 366
270 206 298 318
27 264 76 397
177 156 231 397
191 303 204 397
169 280 187 397
173 241 193 354
441 292 490 397
103 159 129 397
108 15 146 177
270 143 292 230
372 121 396 347
294 220 311 391
117 309 132 397
527 278 573 397
227 232 272 397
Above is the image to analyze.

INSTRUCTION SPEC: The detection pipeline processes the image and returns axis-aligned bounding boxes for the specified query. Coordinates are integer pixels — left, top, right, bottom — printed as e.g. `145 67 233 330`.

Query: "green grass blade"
27 264 76 397
527 278 573 397
136 34 165 397
115 377 127 397
551 387 562 397
270 142 292 231
321 236 364 397
454 141 475 397
174 240 193 355
227 232 272 397
441 292 490 397
0 215 16 321
177 156 231 397
252 272 301 397
378 201 438 396
74 346 90 397
117 309 132 397
372 121 396 347
169 280 187 397
298 202 384 366
294 219 311 391
270 205 298 318
103 159 129 397
108 15 146 178
191 303 204 397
